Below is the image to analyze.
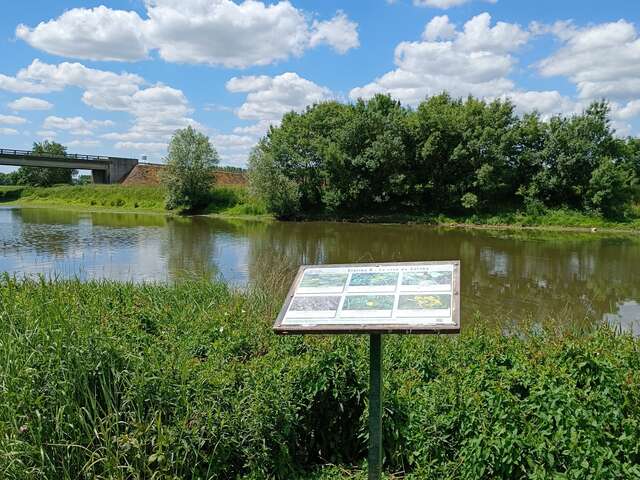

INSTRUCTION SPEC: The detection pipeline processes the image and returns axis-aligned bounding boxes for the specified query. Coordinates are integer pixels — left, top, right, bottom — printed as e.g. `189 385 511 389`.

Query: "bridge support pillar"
92 170 108 184
108 158 138 184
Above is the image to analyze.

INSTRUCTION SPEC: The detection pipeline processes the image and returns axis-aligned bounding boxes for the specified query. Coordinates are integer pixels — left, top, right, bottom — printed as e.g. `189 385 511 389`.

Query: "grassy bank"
0 184 267 217
296 206 640 232
1 277 639 479
1 184 639 231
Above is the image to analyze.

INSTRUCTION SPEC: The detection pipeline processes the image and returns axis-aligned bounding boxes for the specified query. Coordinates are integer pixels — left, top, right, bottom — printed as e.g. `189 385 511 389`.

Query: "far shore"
2 188 639 235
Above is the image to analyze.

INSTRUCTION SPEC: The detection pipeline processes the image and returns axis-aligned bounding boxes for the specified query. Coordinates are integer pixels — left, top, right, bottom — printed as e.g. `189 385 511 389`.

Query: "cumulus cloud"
16 1 359 68
0 59 202 157
0 128 19 135
537 19 640 101
349 13 528 105
309 11 360 54
8 96 53 110
0 114 27 125
614 100 640 121
0 59 143 95
16 6 147 62
227 72 332 123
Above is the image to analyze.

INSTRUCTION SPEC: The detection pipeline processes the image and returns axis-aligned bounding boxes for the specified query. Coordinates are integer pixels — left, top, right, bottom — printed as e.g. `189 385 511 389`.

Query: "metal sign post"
368 333 383 480
274 261 461 479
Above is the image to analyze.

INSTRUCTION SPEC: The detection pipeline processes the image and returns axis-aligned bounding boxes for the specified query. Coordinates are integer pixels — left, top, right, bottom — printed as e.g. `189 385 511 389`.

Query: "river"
1 206 639 333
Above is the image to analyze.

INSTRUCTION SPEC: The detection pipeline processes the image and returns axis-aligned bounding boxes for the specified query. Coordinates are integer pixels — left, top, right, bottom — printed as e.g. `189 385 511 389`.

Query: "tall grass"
1 277 639 478
0 184 268 217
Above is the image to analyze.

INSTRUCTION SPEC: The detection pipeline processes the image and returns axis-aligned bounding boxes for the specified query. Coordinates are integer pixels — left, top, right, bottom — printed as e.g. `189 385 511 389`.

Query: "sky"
0 0 639 172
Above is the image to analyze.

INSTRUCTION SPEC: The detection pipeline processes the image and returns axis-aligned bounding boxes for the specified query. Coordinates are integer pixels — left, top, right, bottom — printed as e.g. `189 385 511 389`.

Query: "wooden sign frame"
273 261 460 335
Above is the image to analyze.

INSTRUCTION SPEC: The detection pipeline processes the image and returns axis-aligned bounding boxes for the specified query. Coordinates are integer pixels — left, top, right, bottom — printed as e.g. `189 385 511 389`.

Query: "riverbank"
1 277 638 479
295 207 640 233
2 185 639 233
0 184 268 217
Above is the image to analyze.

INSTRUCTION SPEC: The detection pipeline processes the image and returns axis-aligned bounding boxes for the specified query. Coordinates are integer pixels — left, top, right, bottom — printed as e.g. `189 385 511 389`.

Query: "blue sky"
1 0 639 172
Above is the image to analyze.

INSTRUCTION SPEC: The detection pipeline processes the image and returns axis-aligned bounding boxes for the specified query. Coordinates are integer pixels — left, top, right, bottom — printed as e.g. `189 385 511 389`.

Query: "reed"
0 277 638 479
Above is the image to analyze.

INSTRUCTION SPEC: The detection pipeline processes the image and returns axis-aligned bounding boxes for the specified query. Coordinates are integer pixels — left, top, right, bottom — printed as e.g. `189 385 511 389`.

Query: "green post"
368 333 383 480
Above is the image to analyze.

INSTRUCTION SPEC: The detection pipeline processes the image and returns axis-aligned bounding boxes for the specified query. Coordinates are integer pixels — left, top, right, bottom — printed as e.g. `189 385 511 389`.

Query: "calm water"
1 206 639 333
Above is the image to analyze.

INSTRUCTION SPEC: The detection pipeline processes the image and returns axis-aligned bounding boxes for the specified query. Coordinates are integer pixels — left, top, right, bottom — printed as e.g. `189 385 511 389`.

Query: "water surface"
1 206 639 333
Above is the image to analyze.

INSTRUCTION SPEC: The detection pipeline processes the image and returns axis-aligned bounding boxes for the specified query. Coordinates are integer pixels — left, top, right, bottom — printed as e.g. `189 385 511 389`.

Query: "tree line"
248 93 640 219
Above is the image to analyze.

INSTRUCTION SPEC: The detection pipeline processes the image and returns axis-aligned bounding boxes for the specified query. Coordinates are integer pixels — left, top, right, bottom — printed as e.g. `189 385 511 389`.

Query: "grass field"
1 277 639 479
0 184 268 217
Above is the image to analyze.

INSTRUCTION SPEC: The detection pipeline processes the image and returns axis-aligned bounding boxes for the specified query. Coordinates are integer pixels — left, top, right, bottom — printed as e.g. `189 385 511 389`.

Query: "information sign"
274 261 460 334
273 260 461 480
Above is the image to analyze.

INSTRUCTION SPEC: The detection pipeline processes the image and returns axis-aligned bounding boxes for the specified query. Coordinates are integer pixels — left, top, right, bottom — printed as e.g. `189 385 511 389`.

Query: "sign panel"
274 261 460 334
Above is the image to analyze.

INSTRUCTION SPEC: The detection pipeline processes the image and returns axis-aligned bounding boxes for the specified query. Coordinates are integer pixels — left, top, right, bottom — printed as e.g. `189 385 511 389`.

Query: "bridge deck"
0 148 139 183
0 149 136 170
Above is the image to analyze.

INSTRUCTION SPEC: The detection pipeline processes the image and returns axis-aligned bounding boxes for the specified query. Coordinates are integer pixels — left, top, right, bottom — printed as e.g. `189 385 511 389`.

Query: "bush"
1 278 639 479
162 126 220 212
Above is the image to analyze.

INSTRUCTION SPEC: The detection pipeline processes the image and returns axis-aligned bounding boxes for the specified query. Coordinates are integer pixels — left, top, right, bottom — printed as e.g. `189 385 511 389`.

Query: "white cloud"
350 13 527 105
228 72 332 123
0 59 143 95
16 1 359 68
0 128 19 135
499 90 580 118
8 96 53 111
413 0 497 9
614 100 640 121
0 114 27 125
16 6 147 62
537 19 640 101
43 116 114 135
309 11 359 54
423 15 457 41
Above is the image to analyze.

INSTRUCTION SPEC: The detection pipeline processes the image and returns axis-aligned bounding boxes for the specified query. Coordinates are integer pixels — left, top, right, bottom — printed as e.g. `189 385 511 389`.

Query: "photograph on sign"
274 261 460 334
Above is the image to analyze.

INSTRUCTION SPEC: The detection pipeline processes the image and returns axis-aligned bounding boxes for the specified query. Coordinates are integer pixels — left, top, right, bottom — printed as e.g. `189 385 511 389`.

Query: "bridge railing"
0 149 135 162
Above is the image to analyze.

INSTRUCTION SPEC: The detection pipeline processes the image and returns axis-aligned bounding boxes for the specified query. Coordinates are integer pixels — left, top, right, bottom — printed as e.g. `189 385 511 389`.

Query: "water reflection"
1 206 639 330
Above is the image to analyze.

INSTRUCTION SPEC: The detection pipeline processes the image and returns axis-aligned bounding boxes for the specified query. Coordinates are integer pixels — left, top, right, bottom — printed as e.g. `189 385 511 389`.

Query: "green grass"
0 184 269 217
0 277 639 479
0 184 167 212
299 206 640 232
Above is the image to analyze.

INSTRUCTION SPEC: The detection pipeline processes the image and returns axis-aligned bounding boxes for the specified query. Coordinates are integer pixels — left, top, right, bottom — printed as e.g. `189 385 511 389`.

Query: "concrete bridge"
0 148 138 184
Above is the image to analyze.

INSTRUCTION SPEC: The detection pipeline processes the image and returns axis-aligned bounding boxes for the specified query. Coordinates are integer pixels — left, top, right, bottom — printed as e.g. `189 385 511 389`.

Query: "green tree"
523 102 618 210
16 141 74 187
162 126 219 211
0 171 19 185
585 157 637 218
247 145 300 218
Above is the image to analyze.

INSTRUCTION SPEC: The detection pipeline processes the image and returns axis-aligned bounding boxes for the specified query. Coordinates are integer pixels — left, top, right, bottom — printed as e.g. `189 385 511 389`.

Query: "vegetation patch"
0 277 639 479
248 94 640 223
